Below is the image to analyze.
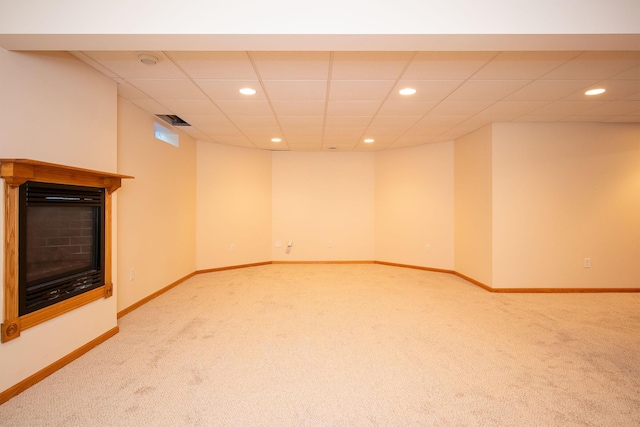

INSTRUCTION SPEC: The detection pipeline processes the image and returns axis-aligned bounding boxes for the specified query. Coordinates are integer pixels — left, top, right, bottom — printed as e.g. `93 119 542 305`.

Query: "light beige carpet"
1 264 639 426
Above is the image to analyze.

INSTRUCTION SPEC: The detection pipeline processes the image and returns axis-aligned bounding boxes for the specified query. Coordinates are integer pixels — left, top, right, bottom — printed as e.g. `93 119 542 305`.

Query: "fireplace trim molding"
1 159 133 343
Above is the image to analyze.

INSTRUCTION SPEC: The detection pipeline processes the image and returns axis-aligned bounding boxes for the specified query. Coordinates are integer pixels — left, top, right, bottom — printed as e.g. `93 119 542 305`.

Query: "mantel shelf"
0 159 134 193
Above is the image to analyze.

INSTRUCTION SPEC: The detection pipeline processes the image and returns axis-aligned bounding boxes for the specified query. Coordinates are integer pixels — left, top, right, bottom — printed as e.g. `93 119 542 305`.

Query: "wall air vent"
155 114 191 127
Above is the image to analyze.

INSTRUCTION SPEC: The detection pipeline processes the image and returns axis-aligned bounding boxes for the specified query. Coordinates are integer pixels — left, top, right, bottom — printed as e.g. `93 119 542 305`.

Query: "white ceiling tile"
195 79 265 101
377 100 439 116
82 51 187 79
326 101 381 116
541 51 640 80
157 99 221 115
390 80 463 101
505 80 598 101
369 116 422 127
574 100 640 116
331 52 413 80
324 116 372 127
74 48 640 151
329 80 395 101
473 101 550 117
116 81 149 99
263 80 327 101
529 100 608 116
471 51 580 80
209 136 255 148
610 65 640 80
403 52 495 80
562 80 640 101
228 116 279 127
278 116 325 127
251 51 331 80
167 51 257 79
215 100 273 116
606 115 640 123
284 127 325 137
271 101 325 116
428 100 495 115
241 127 283 137
412 115 468 129
446 80 531 101
178 114 233 128
128 79 207 100
130 98 172 114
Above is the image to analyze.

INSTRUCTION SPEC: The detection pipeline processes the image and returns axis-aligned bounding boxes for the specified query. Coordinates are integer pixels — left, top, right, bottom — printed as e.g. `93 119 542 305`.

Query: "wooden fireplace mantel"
1 159 133 342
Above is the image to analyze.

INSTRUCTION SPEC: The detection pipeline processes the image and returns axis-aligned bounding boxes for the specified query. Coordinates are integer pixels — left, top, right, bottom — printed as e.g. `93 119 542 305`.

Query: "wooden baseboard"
195 261 273 275
0 326 118 405
272 260 374 265
374 260 454 275
117 272 198 319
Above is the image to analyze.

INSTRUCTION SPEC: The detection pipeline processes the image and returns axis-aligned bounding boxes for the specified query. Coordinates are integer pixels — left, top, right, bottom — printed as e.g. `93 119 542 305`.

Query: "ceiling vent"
155 114 191 127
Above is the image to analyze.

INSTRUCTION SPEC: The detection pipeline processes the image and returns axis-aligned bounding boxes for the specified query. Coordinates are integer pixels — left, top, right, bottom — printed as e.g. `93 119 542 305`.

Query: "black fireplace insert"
18 181 105 316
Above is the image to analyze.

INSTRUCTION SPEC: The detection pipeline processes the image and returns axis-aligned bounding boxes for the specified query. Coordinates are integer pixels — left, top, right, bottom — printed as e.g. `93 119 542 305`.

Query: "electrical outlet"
129 268 135 281
230 244 235 251
275 240 282 248
328 240 333 248
584 258 591 268
425 244 431 252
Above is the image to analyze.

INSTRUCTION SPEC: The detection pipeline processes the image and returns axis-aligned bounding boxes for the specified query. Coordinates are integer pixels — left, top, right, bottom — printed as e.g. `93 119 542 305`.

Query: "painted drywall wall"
116 98 197 311
196 142 272 270
1 1 637 37
272 151 375 261
454 125 494 286
492 122 640 289
0 50 117 392
375 142 455 269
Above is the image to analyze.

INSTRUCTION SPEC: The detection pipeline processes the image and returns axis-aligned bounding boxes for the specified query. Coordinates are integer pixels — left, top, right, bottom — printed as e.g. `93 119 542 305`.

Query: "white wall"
0 49 117 392
116 98 197 311
272 152 375 261
492 122 640 289
1 1 637 36
196 142 272 270
375 143 454 269
454 125 494 285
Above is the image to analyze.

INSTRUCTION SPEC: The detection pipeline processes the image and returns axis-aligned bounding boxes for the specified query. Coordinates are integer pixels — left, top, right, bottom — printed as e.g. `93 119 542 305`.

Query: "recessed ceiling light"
364 138 375 143
271 138 282 142
585 88 606 96
138 54 158 65
399 88 417 96
239 88 257 95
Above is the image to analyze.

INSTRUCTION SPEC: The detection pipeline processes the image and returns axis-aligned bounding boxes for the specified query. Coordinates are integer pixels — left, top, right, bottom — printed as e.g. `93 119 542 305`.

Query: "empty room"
1 0 639 425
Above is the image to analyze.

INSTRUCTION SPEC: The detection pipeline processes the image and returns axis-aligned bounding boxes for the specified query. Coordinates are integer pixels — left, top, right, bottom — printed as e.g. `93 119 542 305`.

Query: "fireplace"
1 159 132 342
19 182 106 316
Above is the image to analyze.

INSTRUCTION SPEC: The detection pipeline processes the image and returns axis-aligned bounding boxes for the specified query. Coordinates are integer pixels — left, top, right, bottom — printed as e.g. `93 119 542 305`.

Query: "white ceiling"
72 50 640 151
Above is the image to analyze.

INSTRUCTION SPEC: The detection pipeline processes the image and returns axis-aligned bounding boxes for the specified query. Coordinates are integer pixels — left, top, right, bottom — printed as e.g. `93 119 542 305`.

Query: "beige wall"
0 50 117 392
492 122 640 289
454 125 494 285
196 142 272 270
272 152 375 261
375 143 455 269
116 98 197 311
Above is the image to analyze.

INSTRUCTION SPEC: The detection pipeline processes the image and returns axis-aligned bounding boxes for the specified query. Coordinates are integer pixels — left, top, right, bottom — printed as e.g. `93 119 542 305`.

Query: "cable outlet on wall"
584 257 591 268
425 244 431 252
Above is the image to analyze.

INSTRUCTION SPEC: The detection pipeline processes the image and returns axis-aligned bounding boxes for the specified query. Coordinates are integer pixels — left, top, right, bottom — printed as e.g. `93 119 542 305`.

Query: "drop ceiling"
72 50 640 151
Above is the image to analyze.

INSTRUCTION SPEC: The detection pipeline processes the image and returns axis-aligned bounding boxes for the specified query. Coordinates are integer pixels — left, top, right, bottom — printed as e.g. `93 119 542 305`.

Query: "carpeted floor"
1 263 639 426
